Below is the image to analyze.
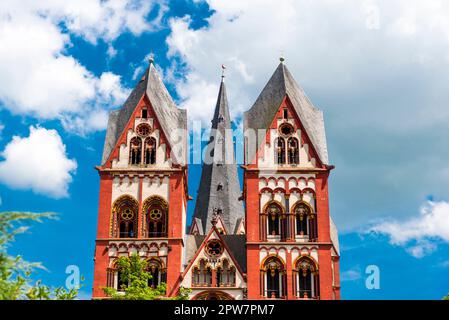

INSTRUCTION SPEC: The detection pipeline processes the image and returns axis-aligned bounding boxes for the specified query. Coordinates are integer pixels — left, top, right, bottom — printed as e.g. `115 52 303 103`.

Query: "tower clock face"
136 123 151 137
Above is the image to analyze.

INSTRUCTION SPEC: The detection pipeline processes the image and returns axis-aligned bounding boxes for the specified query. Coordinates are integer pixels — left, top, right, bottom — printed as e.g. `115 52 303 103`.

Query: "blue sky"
1 0 449 300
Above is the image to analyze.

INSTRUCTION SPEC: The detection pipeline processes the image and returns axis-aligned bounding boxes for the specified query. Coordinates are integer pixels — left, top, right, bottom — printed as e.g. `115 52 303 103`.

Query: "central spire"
191 68 244 234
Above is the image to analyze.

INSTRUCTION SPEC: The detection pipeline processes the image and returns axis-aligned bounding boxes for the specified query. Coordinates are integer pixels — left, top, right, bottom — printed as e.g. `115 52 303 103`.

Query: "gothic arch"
142 195 168 238
293 256 320 299
191 291 234 300
260 255 287 299
129 136 142 165
111 195 139 238
291 201 317 241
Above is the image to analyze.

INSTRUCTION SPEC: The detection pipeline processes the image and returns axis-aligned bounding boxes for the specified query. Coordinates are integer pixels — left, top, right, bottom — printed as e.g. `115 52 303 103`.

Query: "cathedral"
92 56 341 300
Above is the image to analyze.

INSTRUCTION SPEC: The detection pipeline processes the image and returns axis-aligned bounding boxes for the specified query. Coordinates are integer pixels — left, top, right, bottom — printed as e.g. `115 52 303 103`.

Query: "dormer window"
217 183 223 191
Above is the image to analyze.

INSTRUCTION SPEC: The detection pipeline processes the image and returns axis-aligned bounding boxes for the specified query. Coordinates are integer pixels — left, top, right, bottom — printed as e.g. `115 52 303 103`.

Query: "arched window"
143 196 168 238
112 195 139 238
109 261 128 291
129 137 142 165
192 259 212 287
275 138 286 165
144 137 156 165
294 257 319 299
217 259 236 287
265 203 283 236
147 258 166 288
261 256 286 299
293 202 317 241
288 138 299 164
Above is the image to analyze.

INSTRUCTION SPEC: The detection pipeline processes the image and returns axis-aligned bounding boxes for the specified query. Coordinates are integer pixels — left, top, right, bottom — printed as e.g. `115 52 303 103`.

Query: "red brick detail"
316 172 331 243
166 172 186 295
318 247 333 300
92 240 109 298
286 251 294 299
137 176 144 238
246 244 261 299
96 173 113 239
166 238 183 296
245 171 260 242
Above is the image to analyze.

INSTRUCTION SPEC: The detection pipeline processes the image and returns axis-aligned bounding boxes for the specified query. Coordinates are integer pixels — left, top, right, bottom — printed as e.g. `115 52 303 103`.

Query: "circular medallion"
149 208 162 221
121 208 134 221
205 239 223 258
279 123 294 137
136 123 151 137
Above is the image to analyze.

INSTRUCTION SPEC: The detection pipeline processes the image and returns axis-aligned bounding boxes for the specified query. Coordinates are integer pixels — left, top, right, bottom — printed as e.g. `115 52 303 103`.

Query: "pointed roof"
244 62 329 165
101 62 187 165
192 79 244 234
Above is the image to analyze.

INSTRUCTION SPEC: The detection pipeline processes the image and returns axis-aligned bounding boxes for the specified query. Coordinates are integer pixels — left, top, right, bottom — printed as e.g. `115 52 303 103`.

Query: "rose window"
149 208 162 221
136 123 151 137
205 240 223 258
121 208 134 221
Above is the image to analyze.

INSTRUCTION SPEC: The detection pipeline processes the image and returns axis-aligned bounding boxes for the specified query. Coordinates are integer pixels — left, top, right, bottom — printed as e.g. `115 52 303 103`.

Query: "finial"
211 207 222 226
149 52 155 65
221 64 226 81
280 55 285 63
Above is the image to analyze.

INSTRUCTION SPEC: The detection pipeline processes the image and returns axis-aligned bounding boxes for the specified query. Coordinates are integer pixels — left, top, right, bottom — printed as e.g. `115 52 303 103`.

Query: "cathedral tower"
190 73 245 235
92 58 188 298
243 59 340 300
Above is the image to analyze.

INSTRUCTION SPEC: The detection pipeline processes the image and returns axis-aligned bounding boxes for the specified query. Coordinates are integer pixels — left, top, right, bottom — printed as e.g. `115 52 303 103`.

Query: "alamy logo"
365 265 380 290
65 265 80 290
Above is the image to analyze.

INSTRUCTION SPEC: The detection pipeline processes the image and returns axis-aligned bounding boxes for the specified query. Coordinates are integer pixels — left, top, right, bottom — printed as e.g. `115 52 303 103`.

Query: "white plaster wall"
111 176 139 203
141 176 169 201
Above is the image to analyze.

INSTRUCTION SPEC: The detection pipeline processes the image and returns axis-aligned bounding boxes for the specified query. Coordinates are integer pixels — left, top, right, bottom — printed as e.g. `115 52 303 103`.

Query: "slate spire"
192 71 244 234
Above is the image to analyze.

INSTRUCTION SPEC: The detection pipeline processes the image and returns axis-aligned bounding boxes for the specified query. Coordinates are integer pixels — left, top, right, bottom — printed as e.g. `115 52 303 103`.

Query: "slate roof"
192 80 245 233
244 62 329 165
101 63 187 166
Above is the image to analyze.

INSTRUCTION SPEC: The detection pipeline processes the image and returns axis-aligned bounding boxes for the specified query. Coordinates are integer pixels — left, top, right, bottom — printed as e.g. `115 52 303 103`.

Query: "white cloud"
341 267 362 282
0 126 77 198
369 201 449 258
0 1 165 134
166 0 449 229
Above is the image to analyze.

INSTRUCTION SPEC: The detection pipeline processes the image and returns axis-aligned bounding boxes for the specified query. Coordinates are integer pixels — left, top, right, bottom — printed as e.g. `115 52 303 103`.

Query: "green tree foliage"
103 253 190 300
0 211 79 300
443 294 449 300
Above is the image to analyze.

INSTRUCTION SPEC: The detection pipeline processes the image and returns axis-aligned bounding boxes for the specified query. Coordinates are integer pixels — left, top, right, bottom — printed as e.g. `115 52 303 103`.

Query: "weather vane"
221 64 226 80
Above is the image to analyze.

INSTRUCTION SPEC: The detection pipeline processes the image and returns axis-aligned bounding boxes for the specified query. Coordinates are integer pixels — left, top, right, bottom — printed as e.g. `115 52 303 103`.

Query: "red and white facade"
92 59 340 300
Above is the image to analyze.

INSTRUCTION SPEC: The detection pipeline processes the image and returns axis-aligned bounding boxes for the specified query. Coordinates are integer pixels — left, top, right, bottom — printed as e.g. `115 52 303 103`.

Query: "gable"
244 62 329 166
254 95 324 169
101 64 187 166
182 227 246 286
102 94 173 169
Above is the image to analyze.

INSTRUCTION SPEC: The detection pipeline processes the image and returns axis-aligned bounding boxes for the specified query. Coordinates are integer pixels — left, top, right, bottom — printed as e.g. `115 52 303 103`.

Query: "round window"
121 208 134 221
279 123 294 137
136 123 151 137
205 239 223 258
149 208 162 221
